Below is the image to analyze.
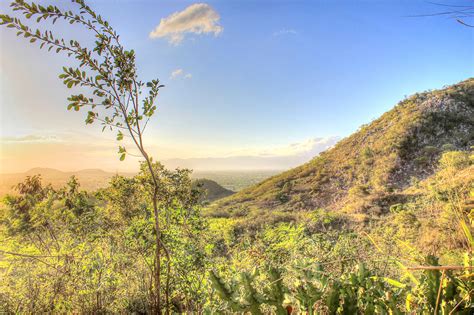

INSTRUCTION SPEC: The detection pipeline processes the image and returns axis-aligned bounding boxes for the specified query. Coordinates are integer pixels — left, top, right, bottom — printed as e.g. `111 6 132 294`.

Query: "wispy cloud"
1 135 62 143
228 137 338 158
149 3 223 45
170 68 184 79
163 137 340 171
1 131 116 149
273 28 298 37
170 68 192 79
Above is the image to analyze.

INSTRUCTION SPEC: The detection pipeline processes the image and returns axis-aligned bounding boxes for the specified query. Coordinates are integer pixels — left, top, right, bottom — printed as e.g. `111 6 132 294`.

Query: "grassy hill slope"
193 178 235 202
210 79 474 219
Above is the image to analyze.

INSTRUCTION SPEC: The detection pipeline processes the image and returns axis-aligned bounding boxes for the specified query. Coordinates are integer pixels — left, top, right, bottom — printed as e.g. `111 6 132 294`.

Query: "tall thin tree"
1 0 169 312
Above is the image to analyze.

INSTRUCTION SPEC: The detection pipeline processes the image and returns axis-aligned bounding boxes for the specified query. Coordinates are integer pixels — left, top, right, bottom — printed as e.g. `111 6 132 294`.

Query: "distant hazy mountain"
0 168 134 196
162 137 339 171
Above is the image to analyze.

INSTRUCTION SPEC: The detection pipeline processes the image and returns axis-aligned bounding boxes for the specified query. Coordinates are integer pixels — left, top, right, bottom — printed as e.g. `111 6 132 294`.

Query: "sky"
0 0 473 173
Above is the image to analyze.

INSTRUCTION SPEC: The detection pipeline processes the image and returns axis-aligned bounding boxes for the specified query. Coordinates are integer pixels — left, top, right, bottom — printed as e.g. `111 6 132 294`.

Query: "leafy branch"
1 0 169 312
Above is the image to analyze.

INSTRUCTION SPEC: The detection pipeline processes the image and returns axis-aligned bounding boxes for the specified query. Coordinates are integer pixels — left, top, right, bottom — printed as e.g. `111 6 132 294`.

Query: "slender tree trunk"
152 186 161 314
162 242 171 315
151 186 171 315
135 128 170 314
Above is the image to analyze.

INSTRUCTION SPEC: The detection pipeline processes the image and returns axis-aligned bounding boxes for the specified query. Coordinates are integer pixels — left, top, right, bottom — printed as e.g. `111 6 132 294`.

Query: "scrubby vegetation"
0 1 473 313
1 148 473 313
0 163 210 313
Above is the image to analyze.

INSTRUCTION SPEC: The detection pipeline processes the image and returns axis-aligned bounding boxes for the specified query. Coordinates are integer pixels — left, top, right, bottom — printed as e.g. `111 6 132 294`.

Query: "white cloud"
229 137 338 158
170 68 184 79
273 28 298 37
149 3 223 45
170 69 192 80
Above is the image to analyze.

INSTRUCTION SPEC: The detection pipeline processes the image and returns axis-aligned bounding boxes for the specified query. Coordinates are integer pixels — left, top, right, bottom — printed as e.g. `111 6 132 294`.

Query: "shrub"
438 151 471 170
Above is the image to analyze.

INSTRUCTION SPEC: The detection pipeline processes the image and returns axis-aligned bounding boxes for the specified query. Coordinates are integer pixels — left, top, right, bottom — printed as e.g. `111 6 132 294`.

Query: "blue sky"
0 0 473 172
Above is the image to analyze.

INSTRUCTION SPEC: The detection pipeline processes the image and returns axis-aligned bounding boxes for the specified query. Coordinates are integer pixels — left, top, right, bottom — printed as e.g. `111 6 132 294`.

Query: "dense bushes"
0 163 210 313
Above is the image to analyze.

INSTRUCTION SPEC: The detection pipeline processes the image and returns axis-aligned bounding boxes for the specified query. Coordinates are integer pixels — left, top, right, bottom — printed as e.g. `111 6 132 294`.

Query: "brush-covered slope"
210 79 474 218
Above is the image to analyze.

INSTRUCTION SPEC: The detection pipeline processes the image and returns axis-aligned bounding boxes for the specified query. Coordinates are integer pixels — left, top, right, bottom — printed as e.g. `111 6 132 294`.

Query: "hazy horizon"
0 135 339 173
0 166 285 175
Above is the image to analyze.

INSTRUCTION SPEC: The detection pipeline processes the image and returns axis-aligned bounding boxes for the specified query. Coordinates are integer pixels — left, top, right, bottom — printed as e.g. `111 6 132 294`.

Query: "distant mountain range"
162 137 339 171
0 168 134 196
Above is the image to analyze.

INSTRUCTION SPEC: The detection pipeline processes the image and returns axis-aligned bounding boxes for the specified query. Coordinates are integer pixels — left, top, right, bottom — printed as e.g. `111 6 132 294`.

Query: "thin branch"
426 1 474 8
457 18 474 27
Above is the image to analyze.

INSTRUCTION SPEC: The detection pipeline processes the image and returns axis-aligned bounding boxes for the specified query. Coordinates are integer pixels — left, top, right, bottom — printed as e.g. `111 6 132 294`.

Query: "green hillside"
193 178 235 202
210 79 474 220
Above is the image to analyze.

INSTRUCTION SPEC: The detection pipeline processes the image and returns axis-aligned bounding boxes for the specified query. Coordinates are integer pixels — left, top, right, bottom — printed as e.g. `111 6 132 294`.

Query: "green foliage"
439 151 471 170
210 266 287 314
0 164 211 313
0 0 164 160
391 255 474 314
204 147 474 313
210 255 474 314
210 261 406 314
0 1 194 311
